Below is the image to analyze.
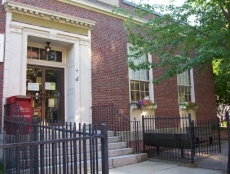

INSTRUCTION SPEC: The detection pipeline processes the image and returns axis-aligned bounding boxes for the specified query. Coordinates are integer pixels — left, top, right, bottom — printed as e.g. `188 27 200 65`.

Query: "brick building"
0 0 216 129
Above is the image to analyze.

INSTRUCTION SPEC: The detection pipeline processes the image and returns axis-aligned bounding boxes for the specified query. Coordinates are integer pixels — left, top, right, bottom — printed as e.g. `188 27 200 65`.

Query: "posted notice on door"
28 83 39 91
45 82 56 90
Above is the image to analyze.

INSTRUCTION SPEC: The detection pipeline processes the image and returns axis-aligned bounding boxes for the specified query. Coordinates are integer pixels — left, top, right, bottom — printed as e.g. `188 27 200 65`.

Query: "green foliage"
114 0 230 104
222 121 227 127
213 59 230 105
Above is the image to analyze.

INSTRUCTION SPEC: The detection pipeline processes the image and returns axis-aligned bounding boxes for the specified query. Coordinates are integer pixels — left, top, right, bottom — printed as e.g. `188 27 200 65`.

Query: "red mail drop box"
5 95 33 134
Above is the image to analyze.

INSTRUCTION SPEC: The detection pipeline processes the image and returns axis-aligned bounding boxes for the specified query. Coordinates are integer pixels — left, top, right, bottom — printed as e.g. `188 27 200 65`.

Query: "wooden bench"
144 133 192 148
143 132 193 157
186 126 213 145
143 127 213 157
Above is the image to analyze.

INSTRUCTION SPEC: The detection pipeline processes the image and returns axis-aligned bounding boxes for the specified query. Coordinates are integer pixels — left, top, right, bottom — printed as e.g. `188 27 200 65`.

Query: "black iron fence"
142 115 221 164
226 111 230 174
92 104 142 153
2 103 109 174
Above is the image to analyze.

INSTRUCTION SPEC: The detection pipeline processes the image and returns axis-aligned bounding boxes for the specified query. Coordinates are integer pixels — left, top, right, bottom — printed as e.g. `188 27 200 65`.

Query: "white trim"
2 11 93 125
177 69 196 111
177 69 195 103
21 30 28 95
57 0 147 24
4 1 96 28
98 0 119 6
190 69 195 102
148 53 154 103
88 29 92 123
27 43 67 67
11 21 89 41
0 34 5 62
127 43 154 103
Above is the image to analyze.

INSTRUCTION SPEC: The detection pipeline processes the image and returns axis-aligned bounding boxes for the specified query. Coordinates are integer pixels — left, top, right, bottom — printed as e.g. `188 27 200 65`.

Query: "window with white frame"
177 70 192 104
128 45 150 101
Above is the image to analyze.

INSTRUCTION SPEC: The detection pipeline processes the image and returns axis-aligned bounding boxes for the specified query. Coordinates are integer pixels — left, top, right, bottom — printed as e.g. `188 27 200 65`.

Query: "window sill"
131 104 157 110
179 105 198 110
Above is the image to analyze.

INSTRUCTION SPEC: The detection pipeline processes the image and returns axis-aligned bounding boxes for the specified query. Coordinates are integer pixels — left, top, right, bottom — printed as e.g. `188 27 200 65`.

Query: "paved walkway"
195 140 228 171
108 141 228 174
108 161 224 174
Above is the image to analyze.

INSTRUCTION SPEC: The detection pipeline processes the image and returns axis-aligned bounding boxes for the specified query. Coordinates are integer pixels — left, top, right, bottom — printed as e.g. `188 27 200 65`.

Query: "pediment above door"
4 1 96 36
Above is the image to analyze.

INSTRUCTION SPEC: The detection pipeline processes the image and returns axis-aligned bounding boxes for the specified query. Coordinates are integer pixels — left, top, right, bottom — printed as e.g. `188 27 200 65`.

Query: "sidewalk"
195 140 228 171
107 141 228 174
108 160 224 174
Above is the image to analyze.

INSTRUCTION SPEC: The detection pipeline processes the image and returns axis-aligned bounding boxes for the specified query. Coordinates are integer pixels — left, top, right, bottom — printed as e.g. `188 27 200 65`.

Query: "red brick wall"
91 14 130 114
194 63 217 120
153 59 216 120
11 0 131 114
7 0 217 122
0 0 5 128
153 55 179 116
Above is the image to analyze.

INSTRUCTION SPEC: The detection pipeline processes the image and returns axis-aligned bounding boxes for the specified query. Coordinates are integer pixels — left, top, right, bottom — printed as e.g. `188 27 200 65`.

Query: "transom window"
128 45 150 102
177 70 192 104
27 46 62 62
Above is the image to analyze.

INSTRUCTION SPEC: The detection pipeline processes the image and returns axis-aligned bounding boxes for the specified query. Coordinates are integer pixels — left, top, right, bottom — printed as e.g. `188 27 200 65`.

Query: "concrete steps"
106 132 147 168
14 130 148 172
108 153 148 168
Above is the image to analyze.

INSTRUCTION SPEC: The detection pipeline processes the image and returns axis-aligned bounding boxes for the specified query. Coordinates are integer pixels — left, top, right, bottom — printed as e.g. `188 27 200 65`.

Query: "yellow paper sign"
45 82 56 90
48 98 55 107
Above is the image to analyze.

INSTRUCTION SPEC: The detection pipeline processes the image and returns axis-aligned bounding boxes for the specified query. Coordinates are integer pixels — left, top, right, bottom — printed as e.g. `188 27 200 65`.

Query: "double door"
26 66 64 122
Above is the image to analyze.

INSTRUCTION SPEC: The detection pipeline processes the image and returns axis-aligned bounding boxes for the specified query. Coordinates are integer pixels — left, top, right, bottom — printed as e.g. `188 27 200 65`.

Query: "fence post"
142 115 145 152
133 118 137 154
188 116 195 164
83 124 87 174
40 129 44 174
217 117 221 153
15 131 20 174
226 111 230 174
32 117 39 174
101 124 109 174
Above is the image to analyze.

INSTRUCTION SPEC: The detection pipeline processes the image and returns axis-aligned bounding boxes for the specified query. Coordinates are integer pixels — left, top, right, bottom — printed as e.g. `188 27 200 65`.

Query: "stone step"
18 141 130 159
18 148 135 167
18 138 127 158
37 130 115 138
108 136 121 143
12 153 147 173
33 134 120 145
9 131 147 171
108 153 148 168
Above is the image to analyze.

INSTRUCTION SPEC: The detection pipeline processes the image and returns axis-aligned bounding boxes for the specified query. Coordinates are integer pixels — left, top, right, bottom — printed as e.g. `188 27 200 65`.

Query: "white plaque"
28 83 39 91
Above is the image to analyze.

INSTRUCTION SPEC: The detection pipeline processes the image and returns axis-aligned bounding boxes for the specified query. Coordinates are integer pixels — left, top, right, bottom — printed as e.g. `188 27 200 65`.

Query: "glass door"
26 66 64 123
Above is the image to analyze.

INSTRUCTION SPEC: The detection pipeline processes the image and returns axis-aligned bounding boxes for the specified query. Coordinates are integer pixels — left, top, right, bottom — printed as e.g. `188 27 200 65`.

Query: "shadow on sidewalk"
195 140 228 172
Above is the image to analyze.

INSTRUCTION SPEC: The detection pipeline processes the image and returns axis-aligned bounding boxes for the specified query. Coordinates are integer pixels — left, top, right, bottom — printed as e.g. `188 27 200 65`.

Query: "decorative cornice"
57 0 147 24
4 1 96 29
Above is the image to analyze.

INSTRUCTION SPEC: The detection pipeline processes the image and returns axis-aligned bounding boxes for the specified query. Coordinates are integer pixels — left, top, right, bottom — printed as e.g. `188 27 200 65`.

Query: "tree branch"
218 1 230 28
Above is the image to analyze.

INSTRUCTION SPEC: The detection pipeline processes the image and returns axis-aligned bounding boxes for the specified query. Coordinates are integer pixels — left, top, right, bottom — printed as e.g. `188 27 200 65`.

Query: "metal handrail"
92 103 142 153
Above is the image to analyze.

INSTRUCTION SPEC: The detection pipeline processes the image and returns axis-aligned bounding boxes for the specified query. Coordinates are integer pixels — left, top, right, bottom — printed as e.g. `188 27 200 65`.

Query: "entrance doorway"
26 66 64 123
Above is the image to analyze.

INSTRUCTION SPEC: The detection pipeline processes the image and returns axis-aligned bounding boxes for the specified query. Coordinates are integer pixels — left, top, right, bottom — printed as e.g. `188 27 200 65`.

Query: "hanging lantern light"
45 42 51 54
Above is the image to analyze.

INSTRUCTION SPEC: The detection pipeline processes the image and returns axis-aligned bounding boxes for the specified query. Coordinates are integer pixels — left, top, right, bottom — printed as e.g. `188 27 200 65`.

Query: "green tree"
213 59 230 105
115 0 230 104
213 59 230 121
